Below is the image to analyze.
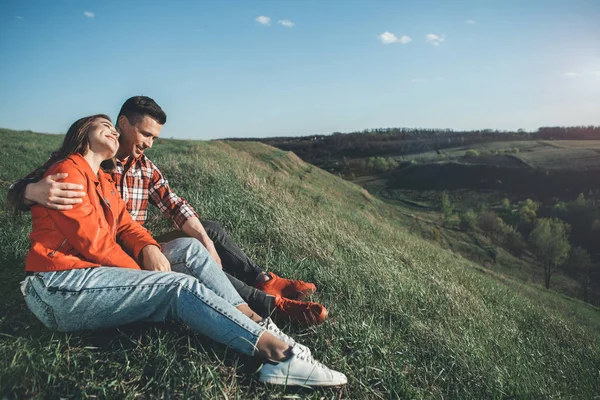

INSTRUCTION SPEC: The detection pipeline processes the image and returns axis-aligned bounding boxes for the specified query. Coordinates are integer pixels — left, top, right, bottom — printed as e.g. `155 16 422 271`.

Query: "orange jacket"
25 153 159 272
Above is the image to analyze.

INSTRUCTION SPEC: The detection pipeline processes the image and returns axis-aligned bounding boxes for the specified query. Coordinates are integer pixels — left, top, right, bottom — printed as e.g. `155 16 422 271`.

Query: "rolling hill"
1 128 599 398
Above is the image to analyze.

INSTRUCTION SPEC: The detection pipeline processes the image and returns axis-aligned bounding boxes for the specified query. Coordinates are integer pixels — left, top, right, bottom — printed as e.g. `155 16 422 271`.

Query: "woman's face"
87 118 120 159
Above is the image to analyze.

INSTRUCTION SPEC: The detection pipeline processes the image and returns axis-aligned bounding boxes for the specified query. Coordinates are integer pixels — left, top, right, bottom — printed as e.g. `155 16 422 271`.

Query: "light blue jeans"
21 238 265 356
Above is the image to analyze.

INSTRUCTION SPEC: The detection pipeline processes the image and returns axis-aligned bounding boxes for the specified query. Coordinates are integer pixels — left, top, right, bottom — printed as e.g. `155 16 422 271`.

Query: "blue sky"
1 0 599 139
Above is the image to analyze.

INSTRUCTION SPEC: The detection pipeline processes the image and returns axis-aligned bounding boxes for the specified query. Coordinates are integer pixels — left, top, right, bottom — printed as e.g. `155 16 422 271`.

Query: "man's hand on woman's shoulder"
24 173 86 210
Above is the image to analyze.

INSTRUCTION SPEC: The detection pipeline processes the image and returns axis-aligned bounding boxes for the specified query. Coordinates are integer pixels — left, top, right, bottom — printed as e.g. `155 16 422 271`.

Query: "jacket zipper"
48 238 68 257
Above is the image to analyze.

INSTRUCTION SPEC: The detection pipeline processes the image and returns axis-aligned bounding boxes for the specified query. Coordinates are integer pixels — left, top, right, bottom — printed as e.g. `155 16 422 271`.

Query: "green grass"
1 129 599 398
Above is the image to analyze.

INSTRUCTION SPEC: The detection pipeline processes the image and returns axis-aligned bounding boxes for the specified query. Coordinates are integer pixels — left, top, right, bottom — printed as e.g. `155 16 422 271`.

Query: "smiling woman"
87 118 120 159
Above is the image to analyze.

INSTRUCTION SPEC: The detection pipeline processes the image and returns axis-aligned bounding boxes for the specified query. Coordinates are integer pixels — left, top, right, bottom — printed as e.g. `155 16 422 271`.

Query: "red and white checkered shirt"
112 154 198 228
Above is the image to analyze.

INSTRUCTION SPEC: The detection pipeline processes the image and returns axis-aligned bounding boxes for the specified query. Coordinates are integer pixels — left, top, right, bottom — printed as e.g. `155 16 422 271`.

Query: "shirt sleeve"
7 176 38 213
146 159 199 228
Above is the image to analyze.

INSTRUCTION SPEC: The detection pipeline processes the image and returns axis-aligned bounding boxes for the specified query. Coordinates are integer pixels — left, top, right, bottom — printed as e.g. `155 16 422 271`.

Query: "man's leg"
22 267 263 356
154 224 317 300
160 237 327 326
201 221 317 300
200 220 264 283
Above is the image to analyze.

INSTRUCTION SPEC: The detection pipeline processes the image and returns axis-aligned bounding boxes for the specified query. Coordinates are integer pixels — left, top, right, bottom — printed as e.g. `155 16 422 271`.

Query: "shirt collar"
118 153 146 169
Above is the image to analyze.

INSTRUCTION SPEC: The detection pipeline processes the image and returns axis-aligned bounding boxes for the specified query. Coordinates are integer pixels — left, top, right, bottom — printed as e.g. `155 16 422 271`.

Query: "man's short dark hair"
117 96 167 126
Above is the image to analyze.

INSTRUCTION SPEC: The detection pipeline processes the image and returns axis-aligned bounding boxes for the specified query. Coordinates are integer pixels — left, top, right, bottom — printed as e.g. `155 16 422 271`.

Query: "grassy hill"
1 128 599 398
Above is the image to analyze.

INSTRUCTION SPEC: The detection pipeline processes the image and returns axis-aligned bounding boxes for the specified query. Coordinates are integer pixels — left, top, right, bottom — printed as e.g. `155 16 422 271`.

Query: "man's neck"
116 151 128 162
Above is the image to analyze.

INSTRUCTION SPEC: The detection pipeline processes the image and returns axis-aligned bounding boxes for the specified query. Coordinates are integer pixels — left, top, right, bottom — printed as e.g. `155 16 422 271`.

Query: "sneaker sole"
259 374 347 387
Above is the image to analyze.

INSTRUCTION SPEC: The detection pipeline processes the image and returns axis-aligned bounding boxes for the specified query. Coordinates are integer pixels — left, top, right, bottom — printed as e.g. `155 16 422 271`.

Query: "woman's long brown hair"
8 114 116 214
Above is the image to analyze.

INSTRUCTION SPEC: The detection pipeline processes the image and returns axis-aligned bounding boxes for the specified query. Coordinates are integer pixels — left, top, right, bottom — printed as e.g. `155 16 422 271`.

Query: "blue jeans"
21 238 265 356
154 221 275 318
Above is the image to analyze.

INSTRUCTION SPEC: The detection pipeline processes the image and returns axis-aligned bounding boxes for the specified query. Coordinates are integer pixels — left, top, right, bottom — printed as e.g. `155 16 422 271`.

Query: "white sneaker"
259 317 311 355
259 346 348 387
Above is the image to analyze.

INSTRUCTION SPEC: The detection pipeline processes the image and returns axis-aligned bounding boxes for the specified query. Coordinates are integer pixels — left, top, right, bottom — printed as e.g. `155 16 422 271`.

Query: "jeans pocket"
24 279 58 331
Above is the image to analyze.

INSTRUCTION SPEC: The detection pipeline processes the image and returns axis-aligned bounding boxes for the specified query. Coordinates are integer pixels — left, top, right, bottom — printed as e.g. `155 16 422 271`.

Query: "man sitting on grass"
8 96 327 326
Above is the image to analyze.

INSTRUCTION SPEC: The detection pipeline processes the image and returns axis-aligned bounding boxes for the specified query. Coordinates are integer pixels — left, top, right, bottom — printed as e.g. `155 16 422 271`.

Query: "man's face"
116 115 162 159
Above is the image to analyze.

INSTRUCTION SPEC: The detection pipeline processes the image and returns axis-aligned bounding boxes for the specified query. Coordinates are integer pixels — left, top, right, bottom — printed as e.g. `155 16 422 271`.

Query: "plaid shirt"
112 154 198 228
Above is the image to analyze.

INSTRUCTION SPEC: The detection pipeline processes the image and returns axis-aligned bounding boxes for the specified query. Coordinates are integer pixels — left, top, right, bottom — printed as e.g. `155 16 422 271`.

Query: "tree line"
228 126 600 164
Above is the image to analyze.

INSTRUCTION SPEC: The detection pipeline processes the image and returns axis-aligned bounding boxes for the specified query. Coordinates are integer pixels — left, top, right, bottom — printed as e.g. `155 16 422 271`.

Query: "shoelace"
293 347 328 369
259 318 298 346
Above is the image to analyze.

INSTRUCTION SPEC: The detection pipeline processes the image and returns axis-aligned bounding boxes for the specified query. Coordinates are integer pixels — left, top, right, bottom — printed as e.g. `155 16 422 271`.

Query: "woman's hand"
141 245 171 272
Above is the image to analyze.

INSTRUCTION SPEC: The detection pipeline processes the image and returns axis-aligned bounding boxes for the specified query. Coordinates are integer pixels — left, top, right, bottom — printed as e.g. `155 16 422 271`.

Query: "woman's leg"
161 238 286 326
23 268 347 386
161 238 264 319
23 267 265 356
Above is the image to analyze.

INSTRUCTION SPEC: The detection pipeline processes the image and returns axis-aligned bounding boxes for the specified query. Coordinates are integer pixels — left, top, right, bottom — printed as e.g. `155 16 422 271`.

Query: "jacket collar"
67 153 99 183
66 153 115 184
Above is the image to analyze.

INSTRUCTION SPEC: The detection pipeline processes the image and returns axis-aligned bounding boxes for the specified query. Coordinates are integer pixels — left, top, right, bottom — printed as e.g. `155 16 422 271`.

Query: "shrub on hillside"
502 226 526 256
365 156 397 173
478 211 503 237
440 191 454 225
460 209 478 231
431 226 441 242
464 149 479 159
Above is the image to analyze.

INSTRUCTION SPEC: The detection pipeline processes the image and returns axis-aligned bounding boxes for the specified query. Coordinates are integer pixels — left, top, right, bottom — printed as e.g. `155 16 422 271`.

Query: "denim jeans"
154 221 276 318
21 238 265 356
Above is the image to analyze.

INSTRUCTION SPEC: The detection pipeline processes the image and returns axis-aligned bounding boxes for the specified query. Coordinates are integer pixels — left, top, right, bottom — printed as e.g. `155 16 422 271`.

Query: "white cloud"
564 72 581 77
84 11 95 18
379 32 412 45
425 33 445 46
466 20 476 24
15 16 23 20
278 19 295 28
255 16 271 26
595 71 600 76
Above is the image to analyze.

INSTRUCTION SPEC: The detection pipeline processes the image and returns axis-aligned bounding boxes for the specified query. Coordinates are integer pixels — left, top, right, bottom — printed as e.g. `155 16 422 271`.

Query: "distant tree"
529 218 571 289
373 157 389 173
567 246 598 303
341 157 351 174
518 198 540 225
365 157 390 173
440 191 454 225
386 157 398 169
502 198 511 210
